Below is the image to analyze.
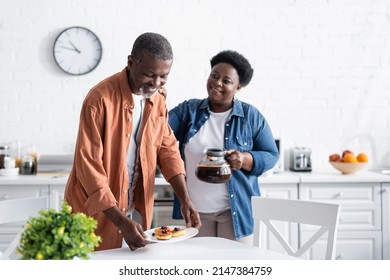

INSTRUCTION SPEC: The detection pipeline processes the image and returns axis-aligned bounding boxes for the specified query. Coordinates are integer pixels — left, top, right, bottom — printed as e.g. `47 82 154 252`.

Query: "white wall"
1 0 390 171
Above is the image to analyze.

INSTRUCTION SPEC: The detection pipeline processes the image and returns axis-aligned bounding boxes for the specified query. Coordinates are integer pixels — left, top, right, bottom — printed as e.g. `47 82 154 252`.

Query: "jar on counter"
21 155 35 175
20 145 39 175
0 145 9 169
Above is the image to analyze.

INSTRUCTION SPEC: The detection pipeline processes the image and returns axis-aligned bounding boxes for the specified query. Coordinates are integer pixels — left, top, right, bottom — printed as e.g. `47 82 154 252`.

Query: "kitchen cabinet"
1 171 390 259
300 231 382 260
382 183 390 260
48 185 66 211
298 173 387 260
151 177 185 227
0 175 68 209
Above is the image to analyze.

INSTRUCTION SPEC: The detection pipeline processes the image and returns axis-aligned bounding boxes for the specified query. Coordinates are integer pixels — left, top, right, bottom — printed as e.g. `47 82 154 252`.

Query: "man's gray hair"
131 32 173 62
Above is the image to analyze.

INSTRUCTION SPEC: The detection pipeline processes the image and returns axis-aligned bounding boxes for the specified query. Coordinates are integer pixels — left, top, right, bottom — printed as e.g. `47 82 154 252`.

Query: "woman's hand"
158 86 168 99
225 149 253 172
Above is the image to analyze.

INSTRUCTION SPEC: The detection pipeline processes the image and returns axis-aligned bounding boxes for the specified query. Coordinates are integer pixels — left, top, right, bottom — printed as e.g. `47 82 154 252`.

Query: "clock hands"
60 46 79 52
69 41 81 53
60 41 81 53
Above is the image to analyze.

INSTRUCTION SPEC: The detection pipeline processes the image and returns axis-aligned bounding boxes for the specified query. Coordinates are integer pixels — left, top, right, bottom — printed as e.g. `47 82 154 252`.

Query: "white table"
90 237 299 260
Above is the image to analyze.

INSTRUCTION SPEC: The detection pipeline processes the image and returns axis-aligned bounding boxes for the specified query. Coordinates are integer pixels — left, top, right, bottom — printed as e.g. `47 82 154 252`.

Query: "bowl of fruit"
329 150 368 174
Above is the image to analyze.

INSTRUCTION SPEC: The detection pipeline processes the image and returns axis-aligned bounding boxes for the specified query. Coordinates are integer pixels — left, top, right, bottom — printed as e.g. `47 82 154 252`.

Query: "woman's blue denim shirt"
168 98 279 239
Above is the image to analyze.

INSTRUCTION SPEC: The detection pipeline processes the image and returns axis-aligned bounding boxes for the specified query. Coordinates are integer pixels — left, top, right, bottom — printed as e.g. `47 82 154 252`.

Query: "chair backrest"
251 196 341 260
0 197 47 259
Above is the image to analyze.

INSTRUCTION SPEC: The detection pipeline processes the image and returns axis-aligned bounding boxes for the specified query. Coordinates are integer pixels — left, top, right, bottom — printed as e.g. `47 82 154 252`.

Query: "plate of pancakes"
144 225 198 243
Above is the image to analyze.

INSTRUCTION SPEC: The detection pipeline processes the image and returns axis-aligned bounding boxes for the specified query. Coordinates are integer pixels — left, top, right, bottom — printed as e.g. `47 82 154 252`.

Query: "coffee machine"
290 147 312 172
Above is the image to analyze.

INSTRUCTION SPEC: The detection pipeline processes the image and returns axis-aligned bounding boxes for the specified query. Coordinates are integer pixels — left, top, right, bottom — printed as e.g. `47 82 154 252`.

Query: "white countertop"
259 172 300 184
297 170 390 183
1 170 390 186
157 170 390 184
0 174 69 185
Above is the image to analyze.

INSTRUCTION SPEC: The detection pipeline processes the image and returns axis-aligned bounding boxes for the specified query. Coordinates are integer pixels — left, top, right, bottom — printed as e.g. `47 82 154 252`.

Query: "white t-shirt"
184 109 231 213
126 94 144 214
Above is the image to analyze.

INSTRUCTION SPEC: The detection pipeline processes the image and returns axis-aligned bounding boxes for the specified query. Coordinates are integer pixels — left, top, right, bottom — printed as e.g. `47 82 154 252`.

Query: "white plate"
0 168 19 176
144 226 198 243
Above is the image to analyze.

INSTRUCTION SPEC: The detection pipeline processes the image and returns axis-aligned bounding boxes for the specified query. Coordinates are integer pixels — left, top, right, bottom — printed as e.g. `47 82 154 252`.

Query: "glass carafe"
0 145 9 169
195 148 232 183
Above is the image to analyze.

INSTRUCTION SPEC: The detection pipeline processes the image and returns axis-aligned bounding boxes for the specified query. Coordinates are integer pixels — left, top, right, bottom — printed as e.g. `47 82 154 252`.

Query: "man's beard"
139 85 158 99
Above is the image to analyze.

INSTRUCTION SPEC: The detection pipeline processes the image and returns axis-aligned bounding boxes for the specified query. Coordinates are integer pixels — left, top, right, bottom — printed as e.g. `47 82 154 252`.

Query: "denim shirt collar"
200 98 245 118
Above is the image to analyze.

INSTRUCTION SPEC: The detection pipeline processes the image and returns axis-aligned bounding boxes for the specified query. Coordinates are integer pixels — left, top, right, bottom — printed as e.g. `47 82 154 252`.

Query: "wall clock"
53 26 103 75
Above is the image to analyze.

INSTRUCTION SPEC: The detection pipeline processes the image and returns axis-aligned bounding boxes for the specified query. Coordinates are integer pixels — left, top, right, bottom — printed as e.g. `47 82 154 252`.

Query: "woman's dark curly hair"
210 50 254 87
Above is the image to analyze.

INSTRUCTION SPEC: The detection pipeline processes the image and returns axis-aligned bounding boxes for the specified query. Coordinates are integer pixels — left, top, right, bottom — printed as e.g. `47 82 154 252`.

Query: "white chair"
0 197 47 260
251 196 341 260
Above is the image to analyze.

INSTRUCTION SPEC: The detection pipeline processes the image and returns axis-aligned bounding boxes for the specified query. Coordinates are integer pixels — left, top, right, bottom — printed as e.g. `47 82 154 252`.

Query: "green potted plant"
17 202 101 260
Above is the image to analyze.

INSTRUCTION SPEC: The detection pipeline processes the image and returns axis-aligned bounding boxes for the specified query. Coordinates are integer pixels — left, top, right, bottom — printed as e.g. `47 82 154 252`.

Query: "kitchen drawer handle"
2 195 9 200
336 254 344 260
383 188 390 193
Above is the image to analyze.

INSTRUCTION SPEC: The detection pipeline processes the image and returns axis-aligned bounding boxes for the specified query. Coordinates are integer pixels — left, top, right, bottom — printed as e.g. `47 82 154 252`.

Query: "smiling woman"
168 50 279 243
53 26 103 75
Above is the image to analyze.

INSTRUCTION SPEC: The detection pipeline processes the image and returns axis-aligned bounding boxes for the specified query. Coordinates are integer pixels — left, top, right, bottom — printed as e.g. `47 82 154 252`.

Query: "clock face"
53 26 103 75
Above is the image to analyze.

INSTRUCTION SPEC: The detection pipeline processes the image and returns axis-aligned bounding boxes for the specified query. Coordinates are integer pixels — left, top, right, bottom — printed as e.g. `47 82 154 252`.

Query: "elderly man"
65 32 200 251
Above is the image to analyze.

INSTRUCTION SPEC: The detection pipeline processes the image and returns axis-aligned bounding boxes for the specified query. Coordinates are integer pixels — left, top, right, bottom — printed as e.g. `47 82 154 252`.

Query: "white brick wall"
1 0 390 171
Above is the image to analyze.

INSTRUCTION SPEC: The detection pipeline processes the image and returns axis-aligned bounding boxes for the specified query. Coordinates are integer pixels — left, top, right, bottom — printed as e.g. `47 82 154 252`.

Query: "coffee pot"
195 148 232 183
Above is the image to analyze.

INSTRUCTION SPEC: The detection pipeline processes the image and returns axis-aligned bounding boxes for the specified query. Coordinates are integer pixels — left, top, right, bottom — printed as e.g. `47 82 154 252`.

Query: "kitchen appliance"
152 184 185 228
37 154 73 174
134 171 186 228
130 189 182 228
273 138 284 173
290 147 312 172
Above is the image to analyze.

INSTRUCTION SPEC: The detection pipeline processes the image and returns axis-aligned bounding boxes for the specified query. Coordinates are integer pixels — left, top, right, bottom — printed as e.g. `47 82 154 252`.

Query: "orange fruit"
343 153 358 163
357 153 368 162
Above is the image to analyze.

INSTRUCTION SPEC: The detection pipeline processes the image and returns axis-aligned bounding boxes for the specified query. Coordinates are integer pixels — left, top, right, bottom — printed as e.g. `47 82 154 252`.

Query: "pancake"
154 226 172 235
171 227 186 237
156 230 172 240
154 226 172 240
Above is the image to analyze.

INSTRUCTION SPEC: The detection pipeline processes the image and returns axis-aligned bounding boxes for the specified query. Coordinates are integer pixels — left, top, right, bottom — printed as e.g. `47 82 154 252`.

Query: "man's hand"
180 200 201 229
104 206 148 251
120 218 149 251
